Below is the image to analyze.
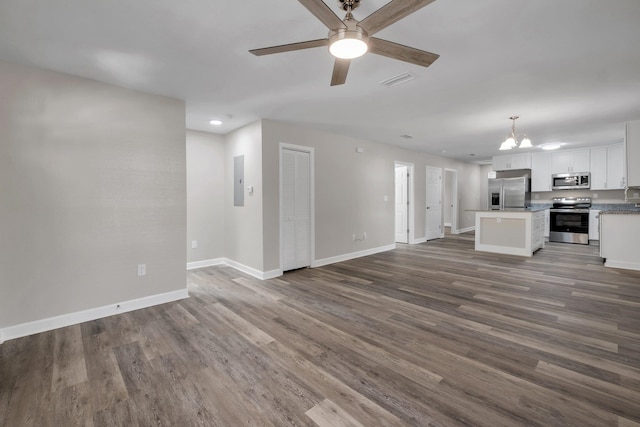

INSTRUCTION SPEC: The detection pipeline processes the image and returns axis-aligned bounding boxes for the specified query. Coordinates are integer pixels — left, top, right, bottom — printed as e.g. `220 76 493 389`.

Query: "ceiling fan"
249 0 440 86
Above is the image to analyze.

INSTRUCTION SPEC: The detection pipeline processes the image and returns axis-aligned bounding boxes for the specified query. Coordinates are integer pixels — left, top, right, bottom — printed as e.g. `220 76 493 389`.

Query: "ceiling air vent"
379 72 417 87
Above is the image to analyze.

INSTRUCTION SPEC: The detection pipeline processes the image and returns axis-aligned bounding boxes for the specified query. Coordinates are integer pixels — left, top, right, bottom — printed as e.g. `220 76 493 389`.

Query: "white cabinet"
590 147 608 190
544 209 550 239
600 213 640 270
589 209 600 240
492 153 532 171
607 143 626 189
531 153 553 192
589 143 625 190
551 149 590 174
533 210 545 251
627 120 640 187
475 210 544 256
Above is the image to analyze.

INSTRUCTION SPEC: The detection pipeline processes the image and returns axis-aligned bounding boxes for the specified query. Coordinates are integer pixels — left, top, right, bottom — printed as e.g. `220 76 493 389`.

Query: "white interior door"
395 166 408 243
282 148 311 271
445 169 458 234
443 171 452 226
426 166 443 240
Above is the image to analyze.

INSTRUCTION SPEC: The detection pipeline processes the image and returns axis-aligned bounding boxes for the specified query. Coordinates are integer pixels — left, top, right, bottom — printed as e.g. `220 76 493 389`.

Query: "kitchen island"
599 211 640 271
473 208 546 257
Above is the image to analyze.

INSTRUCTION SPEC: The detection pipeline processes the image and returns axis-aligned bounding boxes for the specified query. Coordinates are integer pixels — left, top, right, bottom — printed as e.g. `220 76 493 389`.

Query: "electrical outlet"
352 234 356 241
191 240 198 249
593 193 598 199
137 264 146 276
363 232 367 239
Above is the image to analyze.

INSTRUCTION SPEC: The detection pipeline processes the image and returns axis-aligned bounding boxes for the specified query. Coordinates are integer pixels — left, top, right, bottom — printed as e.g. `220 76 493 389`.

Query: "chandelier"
499 115 532 150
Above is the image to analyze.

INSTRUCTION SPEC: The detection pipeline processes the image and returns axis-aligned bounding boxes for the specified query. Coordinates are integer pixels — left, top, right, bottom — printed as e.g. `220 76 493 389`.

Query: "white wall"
0 60 186 331
224 121 264 271
186 130 225 263
261 120 484 272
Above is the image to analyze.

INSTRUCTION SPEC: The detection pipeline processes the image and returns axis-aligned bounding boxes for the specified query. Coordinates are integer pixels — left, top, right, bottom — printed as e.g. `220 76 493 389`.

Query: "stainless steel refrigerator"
488 173 531 210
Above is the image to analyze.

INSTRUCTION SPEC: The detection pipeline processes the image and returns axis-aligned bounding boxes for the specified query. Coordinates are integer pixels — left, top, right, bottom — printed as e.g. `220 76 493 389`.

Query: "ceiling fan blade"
369 37 439 68
330 58 351 86
250 39 328 56
358 0 437 36
298 0 347 30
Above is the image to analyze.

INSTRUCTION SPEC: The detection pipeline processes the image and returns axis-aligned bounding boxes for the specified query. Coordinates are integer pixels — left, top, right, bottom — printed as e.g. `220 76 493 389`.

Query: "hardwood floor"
2 233 640 426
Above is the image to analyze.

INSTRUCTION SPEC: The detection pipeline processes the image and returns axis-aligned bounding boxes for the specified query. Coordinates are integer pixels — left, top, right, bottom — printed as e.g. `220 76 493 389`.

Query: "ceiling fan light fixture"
328 27 369 59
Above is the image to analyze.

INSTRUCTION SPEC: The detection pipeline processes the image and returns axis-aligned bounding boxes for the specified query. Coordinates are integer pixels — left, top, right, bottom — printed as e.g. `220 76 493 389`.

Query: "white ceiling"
1 0 639 163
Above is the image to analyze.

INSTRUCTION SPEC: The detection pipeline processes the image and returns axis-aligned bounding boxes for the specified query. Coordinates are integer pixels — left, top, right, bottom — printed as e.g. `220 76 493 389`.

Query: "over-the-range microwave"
552 172 590 190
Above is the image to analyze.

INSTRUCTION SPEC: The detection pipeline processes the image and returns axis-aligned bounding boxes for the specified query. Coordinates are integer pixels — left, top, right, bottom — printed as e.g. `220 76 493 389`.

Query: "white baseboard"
456 226 475 234
187 258 283 280
311 244 396 268
262 268 284 280
604 259 640 271
411 237 427 244
222 258 284 280
0 288 189 343
186 258 225 270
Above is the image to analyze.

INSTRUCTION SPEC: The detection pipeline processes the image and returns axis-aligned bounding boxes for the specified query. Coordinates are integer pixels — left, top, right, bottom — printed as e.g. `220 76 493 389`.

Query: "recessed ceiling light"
400 134 413 140
209 119 223 126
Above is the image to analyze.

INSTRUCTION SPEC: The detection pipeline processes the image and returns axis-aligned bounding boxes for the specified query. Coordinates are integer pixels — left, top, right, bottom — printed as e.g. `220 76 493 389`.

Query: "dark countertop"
591 203 640 214
469 207 548 213
599 210 640 215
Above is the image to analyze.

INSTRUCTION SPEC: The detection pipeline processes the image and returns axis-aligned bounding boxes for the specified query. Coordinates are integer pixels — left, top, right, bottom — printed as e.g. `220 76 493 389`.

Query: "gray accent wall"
0 60 186 329
1 59 486 332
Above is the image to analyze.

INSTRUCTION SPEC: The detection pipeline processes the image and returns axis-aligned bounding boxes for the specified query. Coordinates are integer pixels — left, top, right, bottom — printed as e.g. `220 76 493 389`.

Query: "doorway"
280 144 314 272
394 162 415 244
444 168 458 234
426 165 443 241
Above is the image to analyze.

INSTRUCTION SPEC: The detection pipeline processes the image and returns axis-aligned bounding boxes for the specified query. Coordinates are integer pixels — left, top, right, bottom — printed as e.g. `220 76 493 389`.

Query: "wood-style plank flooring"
2 233 640 426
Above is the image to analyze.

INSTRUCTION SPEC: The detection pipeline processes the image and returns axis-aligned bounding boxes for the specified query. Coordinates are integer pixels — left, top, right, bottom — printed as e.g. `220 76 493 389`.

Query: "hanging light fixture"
499 115 532 150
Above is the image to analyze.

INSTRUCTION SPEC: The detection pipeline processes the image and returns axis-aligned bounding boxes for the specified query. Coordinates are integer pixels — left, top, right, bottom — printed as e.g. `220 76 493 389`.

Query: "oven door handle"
550 209 590 213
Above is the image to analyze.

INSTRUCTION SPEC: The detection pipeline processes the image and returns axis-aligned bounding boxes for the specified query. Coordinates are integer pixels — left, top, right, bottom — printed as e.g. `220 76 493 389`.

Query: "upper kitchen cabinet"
606 143 626 189
627 120 640 187
551 149 590 174
590 147 608 190
492 153 531 171
590 143 625 190
531 152 552 192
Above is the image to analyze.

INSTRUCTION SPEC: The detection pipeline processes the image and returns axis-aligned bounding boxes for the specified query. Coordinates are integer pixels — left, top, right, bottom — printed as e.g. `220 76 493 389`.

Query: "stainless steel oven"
549 197 591 245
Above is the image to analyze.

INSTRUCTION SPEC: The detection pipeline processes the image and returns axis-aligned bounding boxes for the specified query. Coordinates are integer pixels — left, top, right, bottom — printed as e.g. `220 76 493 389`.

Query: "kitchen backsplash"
531 189 640 204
